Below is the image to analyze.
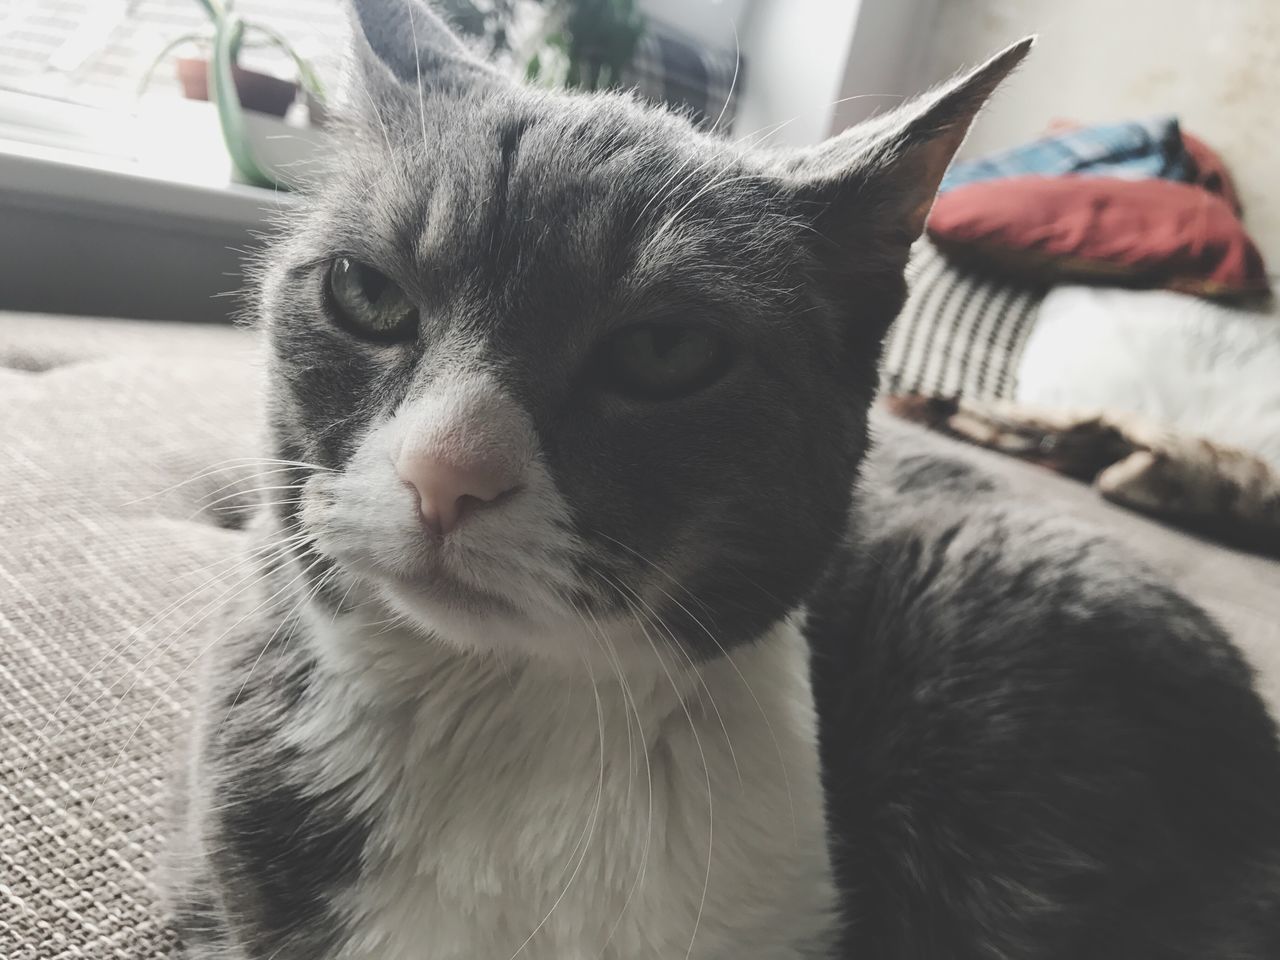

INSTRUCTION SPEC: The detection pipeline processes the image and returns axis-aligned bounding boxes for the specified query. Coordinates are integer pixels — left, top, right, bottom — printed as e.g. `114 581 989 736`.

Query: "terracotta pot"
176 57 298 118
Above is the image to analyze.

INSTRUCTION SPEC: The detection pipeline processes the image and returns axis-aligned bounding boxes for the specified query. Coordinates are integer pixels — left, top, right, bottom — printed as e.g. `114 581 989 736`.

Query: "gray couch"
2 312 1278 957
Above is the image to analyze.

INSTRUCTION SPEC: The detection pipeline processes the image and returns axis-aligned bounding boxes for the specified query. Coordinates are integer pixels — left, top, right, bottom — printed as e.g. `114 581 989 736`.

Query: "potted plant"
143 0 325 189
526 0 645 92
436 0 645 92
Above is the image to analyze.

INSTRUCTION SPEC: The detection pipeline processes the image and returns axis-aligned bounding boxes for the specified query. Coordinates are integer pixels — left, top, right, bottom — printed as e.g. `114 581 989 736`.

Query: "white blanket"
1016 286 1280 470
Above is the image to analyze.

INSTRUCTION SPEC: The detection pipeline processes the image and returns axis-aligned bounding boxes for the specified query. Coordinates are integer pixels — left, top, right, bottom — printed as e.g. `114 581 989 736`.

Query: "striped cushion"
881 241 1048 400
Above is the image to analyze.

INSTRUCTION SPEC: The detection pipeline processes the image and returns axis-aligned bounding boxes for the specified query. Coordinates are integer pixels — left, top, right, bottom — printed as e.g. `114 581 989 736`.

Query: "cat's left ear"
785 37 1033 273
348 0 508 94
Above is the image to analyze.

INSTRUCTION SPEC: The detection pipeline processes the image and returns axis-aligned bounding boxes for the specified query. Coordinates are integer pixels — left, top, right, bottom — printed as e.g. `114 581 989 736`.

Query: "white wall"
639 0 754 47
914 0 1280 264
830 0 939 131
726 0 941 147
734 0 864 147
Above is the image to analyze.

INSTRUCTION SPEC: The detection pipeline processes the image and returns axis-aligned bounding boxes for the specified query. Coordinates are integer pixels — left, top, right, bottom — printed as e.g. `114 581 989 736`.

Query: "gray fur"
808 417 1280 957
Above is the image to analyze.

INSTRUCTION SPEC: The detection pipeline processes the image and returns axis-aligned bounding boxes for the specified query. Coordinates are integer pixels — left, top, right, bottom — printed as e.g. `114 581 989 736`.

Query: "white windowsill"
0 89 307 234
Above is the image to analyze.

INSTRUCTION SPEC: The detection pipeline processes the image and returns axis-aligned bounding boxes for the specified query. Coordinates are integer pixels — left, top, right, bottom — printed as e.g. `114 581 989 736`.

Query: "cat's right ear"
348 0 507 95
779 38 1032 281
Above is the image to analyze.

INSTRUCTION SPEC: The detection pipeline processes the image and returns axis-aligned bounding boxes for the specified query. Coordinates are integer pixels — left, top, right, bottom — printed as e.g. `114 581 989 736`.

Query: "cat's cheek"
299 469 422 579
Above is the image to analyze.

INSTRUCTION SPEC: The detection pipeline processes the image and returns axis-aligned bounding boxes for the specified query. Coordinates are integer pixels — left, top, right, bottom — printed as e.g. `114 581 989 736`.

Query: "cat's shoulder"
832 415 1234 655
809 415 1264 729
805 417 1280 957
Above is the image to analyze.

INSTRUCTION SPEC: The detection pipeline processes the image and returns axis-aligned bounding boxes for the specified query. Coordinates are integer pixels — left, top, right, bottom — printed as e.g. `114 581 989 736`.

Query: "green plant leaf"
211 13 278 189
135 30 210 97
192 0 222 22
549 0 645 91
245 23 326 101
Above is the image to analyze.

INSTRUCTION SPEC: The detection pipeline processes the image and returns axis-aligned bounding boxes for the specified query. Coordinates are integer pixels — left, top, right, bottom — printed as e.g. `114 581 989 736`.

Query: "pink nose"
396 453 520 536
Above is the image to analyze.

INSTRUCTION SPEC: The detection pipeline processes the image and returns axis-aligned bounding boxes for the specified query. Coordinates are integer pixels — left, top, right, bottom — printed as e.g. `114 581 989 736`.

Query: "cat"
165 1 1280 957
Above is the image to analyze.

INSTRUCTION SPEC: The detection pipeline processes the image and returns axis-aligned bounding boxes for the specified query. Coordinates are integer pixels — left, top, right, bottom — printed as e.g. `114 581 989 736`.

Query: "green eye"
602 323 731 400
327 257 418 342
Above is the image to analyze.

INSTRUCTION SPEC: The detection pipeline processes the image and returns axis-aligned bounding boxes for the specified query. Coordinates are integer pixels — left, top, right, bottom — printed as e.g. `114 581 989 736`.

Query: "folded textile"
885 394 1280 558
939 115 1191 193
1015 285 1280 472
927 176 1270 299
1181 130 1244 214
1040 119 1244 213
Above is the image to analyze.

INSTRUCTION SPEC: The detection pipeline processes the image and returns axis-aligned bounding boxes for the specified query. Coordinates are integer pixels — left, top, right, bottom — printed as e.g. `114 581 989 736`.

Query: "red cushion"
1181 131 1243 214
926 176 1269 299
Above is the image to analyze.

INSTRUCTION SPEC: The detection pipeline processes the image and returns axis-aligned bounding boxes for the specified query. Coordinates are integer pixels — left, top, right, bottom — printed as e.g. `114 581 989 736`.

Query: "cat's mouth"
387 560 521 617
299 459 601 646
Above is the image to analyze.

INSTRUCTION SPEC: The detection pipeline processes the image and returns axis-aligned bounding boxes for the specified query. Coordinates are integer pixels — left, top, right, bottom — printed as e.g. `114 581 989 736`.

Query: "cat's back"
806 418 1280 959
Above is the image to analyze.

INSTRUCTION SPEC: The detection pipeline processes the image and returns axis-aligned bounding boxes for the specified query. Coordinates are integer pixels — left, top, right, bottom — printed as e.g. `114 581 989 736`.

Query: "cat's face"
258 0 1027 669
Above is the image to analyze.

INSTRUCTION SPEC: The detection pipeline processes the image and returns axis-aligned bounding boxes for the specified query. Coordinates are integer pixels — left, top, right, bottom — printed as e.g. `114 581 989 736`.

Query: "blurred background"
1 0 1274 321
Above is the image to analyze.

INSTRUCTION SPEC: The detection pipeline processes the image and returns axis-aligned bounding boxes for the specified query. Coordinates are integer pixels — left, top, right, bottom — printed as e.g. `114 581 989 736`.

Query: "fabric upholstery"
1 314 262 958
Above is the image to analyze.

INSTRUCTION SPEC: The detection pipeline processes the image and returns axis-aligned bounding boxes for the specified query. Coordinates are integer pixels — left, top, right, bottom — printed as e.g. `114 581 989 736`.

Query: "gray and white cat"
166 2 1280 958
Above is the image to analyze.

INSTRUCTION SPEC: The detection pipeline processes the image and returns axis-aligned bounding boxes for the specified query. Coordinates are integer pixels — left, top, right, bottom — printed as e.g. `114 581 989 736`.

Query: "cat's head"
258 0 1028 669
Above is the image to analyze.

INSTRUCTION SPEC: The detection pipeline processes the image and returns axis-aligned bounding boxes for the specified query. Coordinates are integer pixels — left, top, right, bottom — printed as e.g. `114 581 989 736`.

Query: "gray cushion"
2 314 261 957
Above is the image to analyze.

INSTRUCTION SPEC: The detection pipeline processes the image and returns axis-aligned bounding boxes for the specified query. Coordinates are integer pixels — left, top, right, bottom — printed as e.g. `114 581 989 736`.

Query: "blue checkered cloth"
940 116 1192 193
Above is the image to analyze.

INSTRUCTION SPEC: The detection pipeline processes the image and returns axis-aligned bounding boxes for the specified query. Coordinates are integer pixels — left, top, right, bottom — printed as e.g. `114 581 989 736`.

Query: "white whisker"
121 457 330 506
87 552 330 812
28 531 310 766
569 576 656 951
506 635 607 960
608 579 714 960
593 530 796 839
216 564 340 735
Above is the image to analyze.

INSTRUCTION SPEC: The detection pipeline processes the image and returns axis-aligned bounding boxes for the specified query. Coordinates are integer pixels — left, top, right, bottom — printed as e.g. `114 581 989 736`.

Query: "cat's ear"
785 37 1033 273
348 0 507 95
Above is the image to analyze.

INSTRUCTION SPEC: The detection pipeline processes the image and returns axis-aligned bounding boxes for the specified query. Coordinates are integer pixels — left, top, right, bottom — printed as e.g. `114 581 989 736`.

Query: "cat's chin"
388 563 522 619
367 573 674 674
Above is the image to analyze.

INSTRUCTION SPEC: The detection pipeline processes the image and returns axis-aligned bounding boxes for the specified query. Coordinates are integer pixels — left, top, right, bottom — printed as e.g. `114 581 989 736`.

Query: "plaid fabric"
623 20 743 132
881 241 1048 400
939 116 1192 193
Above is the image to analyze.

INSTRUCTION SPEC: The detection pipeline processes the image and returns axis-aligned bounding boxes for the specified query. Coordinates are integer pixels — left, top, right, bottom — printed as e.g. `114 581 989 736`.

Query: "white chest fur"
290 611 837 960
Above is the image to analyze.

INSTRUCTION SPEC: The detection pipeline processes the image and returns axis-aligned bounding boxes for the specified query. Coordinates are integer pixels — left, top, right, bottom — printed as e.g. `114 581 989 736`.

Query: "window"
0 0 349 108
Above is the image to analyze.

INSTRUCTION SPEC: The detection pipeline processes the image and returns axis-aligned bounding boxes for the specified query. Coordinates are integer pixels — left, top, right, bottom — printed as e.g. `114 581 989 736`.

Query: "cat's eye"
326 257 419 342
599 323 731 400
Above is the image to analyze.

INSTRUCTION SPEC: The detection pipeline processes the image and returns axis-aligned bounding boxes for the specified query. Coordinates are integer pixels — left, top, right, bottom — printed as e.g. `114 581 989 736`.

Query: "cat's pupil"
651 327 687 360
601 323 727 400
356 263 391 304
